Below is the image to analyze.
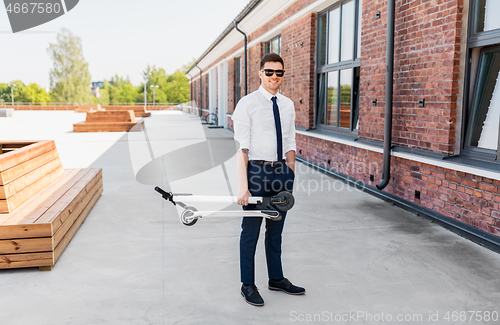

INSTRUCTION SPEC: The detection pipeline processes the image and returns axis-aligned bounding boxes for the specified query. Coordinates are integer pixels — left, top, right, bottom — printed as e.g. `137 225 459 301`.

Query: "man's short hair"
260 53 284 70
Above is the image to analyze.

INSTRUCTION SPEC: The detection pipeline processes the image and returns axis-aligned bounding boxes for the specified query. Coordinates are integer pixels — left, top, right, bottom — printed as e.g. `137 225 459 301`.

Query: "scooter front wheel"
180 206 198 226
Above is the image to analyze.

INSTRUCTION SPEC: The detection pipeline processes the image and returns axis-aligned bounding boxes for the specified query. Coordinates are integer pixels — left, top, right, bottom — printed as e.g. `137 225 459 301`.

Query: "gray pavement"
1 110 500 325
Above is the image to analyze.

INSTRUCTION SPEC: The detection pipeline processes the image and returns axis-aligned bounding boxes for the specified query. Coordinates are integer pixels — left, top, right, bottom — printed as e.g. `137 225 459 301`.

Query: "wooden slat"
53 176 102 248
0 140 38 145
0 142 33 149
0 149 59 185
0 201 7 214
36 169 101 226
0 223 52 240
105 106 151 117
0 169 81 227
85 110 135 123
0 157 62 199
30 169 96 226
49 173 101 234
0 140 55 172
54 184 103 263
73 121 144 132
15 169 88 226
0 252 53 269
0 166 64 214
0 237 52 255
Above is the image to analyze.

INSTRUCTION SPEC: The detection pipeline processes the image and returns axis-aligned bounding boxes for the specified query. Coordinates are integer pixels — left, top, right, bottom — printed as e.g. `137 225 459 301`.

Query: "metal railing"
0 102 181 111
0 102 180 106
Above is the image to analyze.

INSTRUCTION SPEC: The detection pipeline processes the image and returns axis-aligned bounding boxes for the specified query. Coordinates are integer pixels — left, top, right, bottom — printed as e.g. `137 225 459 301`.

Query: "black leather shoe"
241 284 264 306
268 278 305 295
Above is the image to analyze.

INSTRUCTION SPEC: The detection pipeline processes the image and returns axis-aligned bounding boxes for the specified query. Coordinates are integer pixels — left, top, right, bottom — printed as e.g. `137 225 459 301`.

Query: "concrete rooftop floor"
0 110 500 325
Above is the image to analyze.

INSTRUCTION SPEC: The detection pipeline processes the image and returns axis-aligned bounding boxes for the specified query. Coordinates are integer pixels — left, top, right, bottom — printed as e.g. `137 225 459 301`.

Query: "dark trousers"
240 162 295 285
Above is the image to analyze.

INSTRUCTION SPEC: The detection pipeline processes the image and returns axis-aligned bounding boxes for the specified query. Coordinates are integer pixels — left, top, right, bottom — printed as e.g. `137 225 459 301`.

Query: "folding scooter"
154 186 294 226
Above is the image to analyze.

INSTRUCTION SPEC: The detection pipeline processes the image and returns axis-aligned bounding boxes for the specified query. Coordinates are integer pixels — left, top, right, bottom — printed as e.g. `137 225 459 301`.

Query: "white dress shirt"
232 85 296 161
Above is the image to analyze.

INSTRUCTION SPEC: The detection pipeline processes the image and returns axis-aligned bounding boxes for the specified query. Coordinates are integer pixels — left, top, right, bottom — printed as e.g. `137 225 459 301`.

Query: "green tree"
96 75 141 105
182 58 197 73
120 83 139 104
97 80 111 105
21 83 51 103
0 83 7 104
99 75 140 104
136 65 190 104
166 70 189 103
48 28 92 104
137 65 168 104
0 80 26 104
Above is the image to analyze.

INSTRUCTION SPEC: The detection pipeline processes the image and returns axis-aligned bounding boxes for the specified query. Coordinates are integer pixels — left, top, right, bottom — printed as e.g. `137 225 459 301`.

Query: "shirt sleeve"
232 99 251 152
284 101 296 154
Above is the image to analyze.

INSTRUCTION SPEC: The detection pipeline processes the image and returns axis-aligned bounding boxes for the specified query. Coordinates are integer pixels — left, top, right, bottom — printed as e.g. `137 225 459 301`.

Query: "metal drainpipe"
376 0 396 191
195 65 202 117
234 21 248 95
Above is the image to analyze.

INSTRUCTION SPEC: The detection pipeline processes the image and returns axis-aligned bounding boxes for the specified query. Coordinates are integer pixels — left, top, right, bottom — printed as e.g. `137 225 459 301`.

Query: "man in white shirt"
232 53 305 307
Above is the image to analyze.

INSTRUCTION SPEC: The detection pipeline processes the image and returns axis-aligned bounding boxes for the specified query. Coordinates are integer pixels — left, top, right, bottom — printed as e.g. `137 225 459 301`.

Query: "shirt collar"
258 85 279 102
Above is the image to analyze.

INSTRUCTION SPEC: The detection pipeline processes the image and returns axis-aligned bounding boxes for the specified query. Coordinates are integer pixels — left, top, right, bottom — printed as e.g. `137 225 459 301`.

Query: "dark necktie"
271 96 283 161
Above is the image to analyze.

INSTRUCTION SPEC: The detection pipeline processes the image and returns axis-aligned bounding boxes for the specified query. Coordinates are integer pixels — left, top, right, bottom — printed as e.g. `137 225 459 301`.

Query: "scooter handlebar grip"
155 186 169 197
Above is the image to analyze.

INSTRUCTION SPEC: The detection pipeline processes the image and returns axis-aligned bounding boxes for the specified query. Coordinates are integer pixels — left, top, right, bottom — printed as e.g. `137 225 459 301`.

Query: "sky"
0 0 251 90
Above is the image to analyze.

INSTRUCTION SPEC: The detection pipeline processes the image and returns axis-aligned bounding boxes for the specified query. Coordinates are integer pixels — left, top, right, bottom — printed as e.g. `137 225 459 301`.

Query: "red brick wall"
228 58 236 114
281 13 316 129
297 133 500 237
248 43 263 93
203 74 209 109
248 0 317 46
359 0 463 155
189 0 321 119
192 80 200 107
190 75 209 109
189 0 318 80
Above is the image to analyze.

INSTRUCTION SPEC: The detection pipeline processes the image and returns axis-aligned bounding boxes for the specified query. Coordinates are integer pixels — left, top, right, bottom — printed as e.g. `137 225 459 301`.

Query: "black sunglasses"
261 69 285 77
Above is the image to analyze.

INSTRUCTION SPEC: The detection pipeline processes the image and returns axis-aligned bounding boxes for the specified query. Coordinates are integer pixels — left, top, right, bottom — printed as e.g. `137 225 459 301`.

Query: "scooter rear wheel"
180 206 198 226
272 191 295 211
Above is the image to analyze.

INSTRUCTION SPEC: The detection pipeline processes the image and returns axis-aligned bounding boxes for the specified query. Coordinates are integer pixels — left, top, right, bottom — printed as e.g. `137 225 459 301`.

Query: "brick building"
186 0 500 250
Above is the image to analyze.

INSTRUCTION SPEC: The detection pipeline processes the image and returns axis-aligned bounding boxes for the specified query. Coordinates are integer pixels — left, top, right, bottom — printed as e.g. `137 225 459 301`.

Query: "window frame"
263 35 281 55
468 0 500 46
314 0 362 135
461 1 500 162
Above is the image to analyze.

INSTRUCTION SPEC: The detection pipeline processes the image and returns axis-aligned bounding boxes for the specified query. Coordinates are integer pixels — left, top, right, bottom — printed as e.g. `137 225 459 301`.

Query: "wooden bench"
75 104 105 113
73 110 145 132
105 105 151 117
0 141 102 270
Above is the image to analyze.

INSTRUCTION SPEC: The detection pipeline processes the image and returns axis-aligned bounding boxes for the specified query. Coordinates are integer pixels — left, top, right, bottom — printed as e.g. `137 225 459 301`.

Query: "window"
316 0 362 133
235 57 242 103
463 0 500 161
472 0 500 33
264 35 281 55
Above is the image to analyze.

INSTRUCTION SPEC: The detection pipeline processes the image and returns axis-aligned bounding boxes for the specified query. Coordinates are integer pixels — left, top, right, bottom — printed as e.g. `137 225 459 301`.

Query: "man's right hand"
238 189 251 206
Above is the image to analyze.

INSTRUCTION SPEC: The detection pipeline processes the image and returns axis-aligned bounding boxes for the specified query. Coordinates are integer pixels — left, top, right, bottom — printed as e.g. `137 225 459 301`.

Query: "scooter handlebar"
154 186 169 197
